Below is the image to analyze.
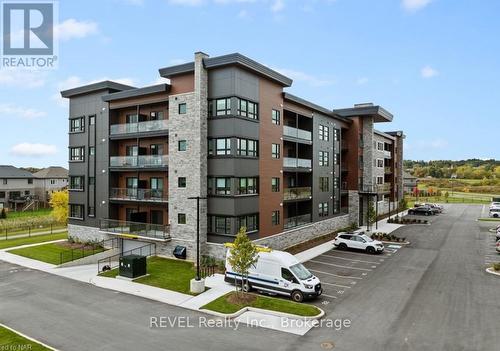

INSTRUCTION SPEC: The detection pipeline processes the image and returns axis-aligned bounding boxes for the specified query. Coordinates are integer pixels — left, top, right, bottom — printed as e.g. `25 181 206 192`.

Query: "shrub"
0 208 6 219
493 263 500 272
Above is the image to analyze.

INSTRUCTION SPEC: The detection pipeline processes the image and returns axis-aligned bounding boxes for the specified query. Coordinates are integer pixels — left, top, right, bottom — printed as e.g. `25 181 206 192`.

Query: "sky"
1 0 499 168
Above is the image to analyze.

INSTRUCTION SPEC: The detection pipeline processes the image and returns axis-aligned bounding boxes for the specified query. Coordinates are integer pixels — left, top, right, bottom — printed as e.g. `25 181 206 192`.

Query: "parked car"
334 233 384 254
495 229 500 241
225 248 322 302
490 208 500 218
408 206 435 216
421 203 443 213
496 239 500 253
490 202 500 209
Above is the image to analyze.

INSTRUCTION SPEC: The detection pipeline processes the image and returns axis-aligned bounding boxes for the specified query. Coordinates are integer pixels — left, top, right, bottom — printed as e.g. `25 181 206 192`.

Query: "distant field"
3 208 53 219
416 178 500 196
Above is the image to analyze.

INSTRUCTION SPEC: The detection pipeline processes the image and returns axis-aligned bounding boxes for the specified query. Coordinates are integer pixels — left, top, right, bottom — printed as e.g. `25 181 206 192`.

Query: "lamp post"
188 196 207 281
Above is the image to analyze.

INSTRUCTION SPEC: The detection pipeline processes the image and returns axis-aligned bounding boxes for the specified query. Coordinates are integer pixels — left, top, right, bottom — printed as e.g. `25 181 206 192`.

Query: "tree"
0 208 6 219
50 190 69 223
444 191 449 203
227 227 258 297
367 204 376 229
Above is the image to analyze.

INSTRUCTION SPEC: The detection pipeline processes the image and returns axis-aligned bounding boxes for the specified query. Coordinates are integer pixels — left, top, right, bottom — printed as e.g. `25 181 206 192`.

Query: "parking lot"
303 242 403 308
481 223 499 267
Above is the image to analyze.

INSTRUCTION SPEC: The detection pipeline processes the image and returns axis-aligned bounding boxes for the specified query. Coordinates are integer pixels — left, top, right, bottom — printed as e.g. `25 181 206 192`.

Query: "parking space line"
320 253 380 264
329 249 389 258
308 268 363 280
309 259 373 272
321 281 352 289
321 294 338 299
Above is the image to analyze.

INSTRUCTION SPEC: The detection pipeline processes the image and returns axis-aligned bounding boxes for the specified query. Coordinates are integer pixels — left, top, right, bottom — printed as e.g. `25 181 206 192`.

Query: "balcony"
359 183 392 194
110 120 168 137
284 214 312 230
283 126 312 143
383 150 392 158
109 155 168 169
109 188 168 203
384 167 392 174
100 219 170 241
283 187 312 201
283 157 312 170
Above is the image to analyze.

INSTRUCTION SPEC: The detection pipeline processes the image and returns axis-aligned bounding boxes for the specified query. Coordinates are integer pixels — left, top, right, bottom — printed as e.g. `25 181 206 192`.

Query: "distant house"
33 166 69 203
0 165 36 210
403 171 418 194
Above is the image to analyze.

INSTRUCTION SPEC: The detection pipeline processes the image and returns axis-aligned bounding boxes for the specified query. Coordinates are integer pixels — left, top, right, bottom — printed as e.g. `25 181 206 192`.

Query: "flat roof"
283 92 351 124
374 129 396 141
102 84 170 102
333 105 393 122
61 80 136 98
159 53 293 87
386 130 405 138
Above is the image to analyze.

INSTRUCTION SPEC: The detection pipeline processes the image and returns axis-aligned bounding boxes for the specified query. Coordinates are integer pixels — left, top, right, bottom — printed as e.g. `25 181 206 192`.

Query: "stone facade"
68 224 110 243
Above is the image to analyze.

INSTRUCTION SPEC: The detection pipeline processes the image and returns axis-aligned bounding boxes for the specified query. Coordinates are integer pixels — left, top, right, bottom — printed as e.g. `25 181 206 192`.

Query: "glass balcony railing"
100 219 170 240
109 155 168 168
383 150 392 158
109 188 168 202
283 157 312 169
283 126 312 141
110 119 168 135
284 214 312 229
283 187 312 201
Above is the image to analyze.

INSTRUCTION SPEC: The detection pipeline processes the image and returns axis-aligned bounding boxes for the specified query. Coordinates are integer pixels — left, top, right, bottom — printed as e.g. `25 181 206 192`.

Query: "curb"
486 268 500 277
0 323 59 351
199 305 325 321
379 240 411 246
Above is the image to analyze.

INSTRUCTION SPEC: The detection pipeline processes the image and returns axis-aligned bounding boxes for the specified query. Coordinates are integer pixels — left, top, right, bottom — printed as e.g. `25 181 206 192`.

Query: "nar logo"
1 1 58 69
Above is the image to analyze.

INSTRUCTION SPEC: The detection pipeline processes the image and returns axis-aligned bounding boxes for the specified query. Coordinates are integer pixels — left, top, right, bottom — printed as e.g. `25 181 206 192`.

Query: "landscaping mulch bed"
285 230 346 255
55 241 101 250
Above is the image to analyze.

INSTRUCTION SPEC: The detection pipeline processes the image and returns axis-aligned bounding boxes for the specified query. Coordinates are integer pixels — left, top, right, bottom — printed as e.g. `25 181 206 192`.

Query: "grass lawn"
0 325 52 351
8 240 105 265
201 291 321 317
99 256 199 295
4 208 53 219
0 232 67 250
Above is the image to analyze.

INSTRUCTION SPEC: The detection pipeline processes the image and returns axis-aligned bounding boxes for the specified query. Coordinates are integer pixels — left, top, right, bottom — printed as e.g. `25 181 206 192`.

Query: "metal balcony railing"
283 157 312 169
109 188 168 202
99 219 170 240
109 155 168 168
110 119 168 135
283 187 312 201
283 126 312 141
284 214 312 229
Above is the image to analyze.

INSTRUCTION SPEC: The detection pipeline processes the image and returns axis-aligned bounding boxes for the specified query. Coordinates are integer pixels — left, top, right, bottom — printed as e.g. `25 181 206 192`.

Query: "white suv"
334 233 384 254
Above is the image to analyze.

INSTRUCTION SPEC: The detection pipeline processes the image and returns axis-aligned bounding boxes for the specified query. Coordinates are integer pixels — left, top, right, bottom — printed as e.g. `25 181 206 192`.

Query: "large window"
215 98 231 116
69 204 84 219
272 211 280 225
209 138 232 156
319 202 329 217
69 176 84 190
69 147 84 161
271 177 280 192
271 143 280 159
237 214 258 232
70 117 84 133
215 216 231 234
272 109 280 125
319 177 329 192
319 151 329 166
319 125 329 141
215 178 231 195
237 138 258 157
237 98 258 120
237 177 258 195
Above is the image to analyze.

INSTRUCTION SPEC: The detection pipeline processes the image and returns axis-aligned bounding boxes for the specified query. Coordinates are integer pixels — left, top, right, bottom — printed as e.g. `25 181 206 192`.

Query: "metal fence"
0 223 67 241
59 237 120 265
97 242 157 273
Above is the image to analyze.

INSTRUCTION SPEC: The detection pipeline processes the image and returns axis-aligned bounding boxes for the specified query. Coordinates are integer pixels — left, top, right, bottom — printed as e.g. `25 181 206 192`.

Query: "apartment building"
33 166 69 203
0 165 36 210
61 52 404 260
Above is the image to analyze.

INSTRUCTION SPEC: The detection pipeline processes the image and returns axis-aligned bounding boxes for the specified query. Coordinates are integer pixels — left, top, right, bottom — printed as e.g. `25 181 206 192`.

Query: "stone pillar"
348 190 359 226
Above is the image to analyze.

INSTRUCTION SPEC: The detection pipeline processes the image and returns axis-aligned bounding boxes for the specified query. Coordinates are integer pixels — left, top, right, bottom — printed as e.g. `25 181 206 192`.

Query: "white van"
224 248 322 302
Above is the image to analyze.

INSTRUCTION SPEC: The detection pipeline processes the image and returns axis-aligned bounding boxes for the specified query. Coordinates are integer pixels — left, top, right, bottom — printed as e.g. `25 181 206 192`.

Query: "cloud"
270 0 284 12
0 104 46 120
0 70 46 88
421 65 439 78
54 19 99 41
274 67 333 87
10 143 57 157
402 0 432 12
356 77 369 85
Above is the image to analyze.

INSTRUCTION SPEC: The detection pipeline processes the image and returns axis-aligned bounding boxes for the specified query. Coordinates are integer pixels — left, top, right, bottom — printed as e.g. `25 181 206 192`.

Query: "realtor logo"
1 1 58 68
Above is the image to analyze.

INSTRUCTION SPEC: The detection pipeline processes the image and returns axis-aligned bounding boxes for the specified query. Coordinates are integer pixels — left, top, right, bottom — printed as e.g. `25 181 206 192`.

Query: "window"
319 202 329 217
271 177 280 192
150 111 164 120
281 268 297 283
89 115 96 125
178 213 186 224
25 191 30 195
272 109 280 125
2 179 6 185
271 143 280 159
150 144 163 156
69 176 84 190
178 140 187 151
0 192 5 198
88 206 95 217
237 138 258 157
88 177 95 186
272 211 280 225
333 128 340 142
50 179 56 185
319 151 329 166
319 125 329 141
215 98 231 116
237 98 258 120
70 117 84 132
89 146 95 156
377 176 384 185
319 177 329 192
236 177 258 195
69 204 84 219
178 103 187 114
237 214 258 232
377 142 384 151
215 178 231 195
69 147 84 161
178 177 187 188
377 159 384 168
209 138 231 156
27 178 33 184
215 216 231 234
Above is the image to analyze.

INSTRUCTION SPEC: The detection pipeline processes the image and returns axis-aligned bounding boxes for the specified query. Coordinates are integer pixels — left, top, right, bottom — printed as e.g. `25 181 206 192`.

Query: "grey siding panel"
207 67 259 101
207 118 259 139
208 196 259 216
208 158 259 177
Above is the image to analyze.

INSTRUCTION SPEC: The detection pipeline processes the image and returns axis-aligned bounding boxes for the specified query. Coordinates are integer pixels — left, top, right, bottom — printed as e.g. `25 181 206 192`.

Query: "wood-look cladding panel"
344 116 361 190
109 92 169 109
283 100 314 118
258 79 284 237
170 73 194 94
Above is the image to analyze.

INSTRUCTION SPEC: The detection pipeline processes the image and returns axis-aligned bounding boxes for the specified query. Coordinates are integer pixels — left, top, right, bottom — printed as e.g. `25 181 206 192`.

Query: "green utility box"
119 254 147 278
